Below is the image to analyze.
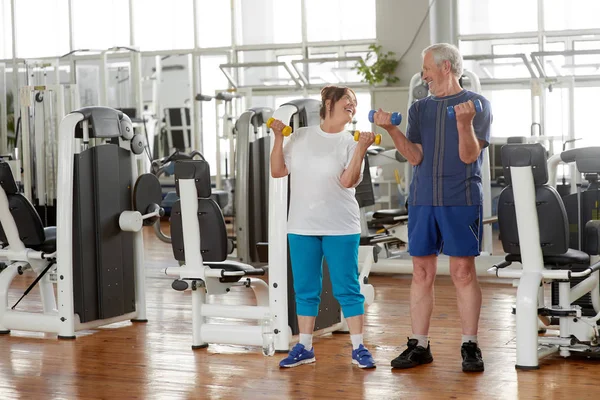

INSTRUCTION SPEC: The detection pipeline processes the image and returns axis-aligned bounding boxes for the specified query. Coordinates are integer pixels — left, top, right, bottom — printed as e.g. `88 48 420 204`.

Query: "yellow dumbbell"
266 117 292 137
354 131 381 145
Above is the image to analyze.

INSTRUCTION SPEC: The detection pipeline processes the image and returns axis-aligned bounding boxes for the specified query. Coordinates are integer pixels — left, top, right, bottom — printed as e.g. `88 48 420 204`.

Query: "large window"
543 0 600 31
14 0 69 58
197 0 232 48
305 0 376 42
458 0 537 35
0 0 12 59
459 0 600 158
132 0 194 51
575 87 600 148
481 89 531 139
234 0 301 45
72 0 130 50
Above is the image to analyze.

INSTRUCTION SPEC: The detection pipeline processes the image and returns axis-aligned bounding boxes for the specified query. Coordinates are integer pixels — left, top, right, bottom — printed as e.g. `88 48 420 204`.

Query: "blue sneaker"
352 344 376 369
279 343 316 368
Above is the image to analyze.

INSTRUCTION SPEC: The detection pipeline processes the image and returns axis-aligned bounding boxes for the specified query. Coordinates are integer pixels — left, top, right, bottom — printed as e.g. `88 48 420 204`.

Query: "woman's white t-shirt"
283 125 363 236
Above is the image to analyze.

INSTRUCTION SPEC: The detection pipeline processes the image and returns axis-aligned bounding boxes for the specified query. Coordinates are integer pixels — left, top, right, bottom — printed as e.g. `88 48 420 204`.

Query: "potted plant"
354 44 399 86
6 91 14 133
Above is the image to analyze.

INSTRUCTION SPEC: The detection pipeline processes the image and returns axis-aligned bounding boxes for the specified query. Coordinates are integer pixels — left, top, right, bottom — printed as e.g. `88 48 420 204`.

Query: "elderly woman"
269 85 376 369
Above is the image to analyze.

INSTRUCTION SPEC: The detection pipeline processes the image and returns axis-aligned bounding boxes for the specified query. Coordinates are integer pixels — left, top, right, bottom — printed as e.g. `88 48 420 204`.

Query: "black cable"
397 0 437 64
12 260 56 310
142 117 153 164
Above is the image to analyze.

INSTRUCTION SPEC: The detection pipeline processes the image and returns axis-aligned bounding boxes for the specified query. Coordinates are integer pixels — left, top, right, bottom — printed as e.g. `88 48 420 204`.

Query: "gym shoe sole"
391 354 433 369
462 363 484 372
352 359 376 369
280 357 316 368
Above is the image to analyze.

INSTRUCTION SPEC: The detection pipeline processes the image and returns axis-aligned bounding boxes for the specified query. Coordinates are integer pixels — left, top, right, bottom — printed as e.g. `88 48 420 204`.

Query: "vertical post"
234 110 251 263
215 97 222 189
130 148 147 321
99 51 108 106
429 0 456 45
191 285 207 348
0 63 7 154
187 54 197 151
131 51 143 123
10 0 19 134
19 86 33 202
511 165 545 369
191 0 203 155
568 77 577 194
56 112 84 339
34 88 46 205
268 105 298 352
481 147 493 254
67 0 74 53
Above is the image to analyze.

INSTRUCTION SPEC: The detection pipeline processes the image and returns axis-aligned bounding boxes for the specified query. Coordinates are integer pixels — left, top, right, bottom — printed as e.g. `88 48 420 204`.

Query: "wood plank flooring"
1 225 599 399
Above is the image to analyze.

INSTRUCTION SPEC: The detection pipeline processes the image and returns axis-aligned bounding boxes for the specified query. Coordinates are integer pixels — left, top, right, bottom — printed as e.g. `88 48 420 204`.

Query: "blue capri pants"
287 233 364 318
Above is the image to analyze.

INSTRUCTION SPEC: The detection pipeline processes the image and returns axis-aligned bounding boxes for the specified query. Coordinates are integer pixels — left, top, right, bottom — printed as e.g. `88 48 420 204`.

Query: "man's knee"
450 257 477 286
412 255 437 286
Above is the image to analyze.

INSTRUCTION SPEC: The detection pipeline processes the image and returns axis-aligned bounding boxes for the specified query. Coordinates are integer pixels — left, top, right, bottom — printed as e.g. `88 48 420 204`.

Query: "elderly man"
373 43 492 373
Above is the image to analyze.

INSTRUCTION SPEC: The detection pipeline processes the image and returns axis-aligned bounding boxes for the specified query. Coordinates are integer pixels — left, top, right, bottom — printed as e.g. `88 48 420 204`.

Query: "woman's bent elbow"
339 177 354 188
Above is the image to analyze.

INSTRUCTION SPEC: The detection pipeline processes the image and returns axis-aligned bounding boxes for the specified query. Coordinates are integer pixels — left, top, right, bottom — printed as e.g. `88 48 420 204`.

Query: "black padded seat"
505 248 589 268
359 233 398 246
204 261 265 283
29 227 57 254
360 235 378 246
372 209 408 219
204 261 265 275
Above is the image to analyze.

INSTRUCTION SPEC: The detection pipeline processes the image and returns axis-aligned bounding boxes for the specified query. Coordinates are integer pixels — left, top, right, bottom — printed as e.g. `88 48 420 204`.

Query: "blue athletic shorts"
407 205 483 257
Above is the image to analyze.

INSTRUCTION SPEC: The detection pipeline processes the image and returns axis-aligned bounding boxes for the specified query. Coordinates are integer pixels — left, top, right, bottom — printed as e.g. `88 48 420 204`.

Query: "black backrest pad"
355 155 375 208
501 143 548 186
498 185 569 255
74 106 123 139
0 161 19 194
174 160 212 199
170 199 228 262
0 195 46 246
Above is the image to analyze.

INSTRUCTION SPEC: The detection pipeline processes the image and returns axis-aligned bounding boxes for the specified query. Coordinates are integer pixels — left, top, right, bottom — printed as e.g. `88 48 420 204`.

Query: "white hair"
422 43 463 78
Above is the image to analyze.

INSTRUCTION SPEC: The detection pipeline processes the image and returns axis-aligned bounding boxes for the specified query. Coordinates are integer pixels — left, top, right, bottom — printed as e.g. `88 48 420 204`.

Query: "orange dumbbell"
354 131 381 145
266 117 292 137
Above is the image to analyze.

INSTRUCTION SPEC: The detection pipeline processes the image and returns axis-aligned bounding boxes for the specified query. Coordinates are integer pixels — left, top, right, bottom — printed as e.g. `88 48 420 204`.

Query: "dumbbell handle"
266 117 292 137
354 131 381 146
369 110 402 126
447 99 482 118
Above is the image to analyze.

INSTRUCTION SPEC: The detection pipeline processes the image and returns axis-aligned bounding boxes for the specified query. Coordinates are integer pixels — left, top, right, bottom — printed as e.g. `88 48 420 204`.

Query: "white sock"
462 335 478 344
350 334 363 350
299 333 313 349
411 334 429 348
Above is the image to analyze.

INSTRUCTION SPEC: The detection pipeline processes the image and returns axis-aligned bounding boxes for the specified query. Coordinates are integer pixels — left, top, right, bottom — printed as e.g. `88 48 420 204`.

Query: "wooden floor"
1 226 599 400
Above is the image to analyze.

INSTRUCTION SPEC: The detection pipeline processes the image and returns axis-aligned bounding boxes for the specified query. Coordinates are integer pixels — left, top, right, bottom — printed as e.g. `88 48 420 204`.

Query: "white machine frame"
164 103 375 351
488 150 600 369
0 110 148 338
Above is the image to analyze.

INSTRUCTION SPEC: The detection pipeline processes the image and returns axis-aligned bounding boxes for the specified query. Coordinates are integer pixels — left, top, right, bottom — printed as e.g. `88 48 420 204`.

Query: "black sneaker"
461 341 484 372
390 338 433 369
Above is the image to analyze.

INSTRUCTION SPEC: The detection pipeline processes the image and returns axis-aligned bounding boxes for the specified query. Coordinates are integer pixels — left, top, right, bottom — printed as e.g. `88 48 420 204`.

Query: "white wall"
376 0 431 85
372 0 432 147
